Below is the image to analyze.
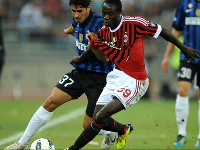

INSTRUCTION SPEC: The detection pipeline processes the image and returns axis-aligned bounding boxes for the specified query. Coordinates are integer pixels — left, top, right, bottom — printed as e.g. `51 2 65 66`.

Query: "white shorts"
96 68 149 109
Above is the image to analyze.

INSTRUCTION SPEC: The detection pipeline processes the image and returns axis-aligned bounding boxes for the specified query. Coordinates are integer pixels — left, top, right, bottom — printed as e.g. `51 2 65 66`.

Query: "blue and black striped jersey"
70 11 114 73
172 0 200 64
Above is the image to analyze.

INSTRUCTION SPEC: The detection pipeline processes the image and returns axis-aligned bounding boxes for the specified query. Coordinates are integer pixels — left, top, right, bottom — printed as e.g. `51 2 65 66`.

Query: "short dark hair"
103 0 122 12
69 0 91 8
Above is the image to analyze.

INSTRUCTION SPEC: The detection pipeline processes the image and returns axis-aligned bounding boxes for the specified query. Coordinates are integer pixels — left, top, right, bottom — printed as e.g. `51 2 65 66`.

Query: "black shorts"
177 60 200 88
55 69 107 118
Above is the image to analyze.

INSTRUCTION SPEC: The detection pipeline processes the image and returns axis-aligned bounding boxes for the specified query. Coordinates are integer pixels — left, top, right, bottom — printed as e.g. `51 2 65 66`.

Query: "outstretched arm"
160 27 200 62
161 28 182 73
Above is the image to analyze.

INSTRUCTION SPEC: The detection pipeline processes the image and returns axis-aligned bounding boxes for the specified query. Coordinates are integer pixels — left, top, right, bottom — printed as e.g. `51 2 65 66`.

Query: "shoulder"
92 12 104 21
123 16 149 25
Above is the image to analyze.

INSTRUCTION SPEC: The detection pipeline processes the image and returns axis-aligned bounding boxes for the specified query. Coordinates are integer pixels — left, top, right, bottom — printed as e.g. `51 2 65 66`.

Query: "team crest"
79 33 83 42
123 32 128 45
196 9 200 17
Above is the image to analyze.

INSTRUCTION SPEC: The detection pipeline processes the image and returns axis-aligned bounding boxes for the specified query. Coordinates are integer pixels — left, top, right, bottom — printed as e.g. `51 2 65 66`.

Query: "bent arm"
89 46 109 63
161 28 182 73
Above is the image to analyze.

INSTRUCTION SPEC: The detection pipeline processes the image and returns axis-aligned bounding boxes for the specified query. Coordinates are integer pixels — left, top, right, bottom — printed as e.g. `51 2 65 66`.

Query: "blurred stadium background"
0 0 197 100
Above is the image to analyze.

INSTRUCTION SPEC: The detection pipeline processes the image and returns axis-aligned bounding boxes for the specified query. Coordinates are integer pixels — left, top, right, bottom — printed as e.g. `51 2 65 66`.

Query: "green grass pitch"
0 98 198 149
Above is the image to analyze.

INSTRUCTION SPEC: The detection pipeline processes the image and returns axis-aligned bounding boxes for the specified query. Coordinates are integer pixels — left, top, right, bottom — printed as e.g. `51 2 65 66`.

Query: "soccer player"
161 0 200 148
4 0 115 150
65 0 200 149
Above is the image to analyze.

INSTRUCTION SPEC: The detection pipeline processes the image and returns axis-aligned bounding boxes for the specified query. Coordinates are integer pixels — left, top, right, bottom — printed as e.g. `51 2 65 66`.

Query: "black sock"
103 117 127 135
69 120 105 149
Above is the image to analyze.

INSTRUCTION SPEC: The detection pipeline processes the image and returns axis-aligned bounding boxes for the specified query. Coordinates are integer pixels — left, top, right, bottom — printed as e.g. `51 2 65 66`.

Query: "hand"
64 25 75 36
72 56 81 63
87 31 98 40
182 47 200 62
87 31 98 46
161 57 169 73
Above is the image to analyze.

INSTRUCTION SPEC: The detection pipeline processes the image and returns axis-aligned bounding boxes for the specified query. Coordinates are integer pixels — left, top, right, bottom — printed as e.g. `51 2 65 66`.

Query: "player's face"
102 3 121 29
71 4 91 24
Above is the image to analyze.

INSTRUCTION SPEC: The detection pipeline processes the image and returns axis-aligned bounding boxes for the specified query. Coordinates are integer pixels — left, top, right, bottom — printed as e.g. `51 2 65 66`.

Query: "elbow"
102 57 109 63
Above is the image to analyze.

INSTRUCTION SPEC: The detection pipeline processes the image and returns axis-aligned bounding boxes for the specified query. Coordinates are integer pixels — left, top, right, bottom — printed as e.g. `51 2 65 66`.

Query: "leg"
174 81 191 147
68 98 125 150
0 54 4 81
83 114 92 129
176 81 191 135
5 87 72 150
20 87 72 145
195 88 200 147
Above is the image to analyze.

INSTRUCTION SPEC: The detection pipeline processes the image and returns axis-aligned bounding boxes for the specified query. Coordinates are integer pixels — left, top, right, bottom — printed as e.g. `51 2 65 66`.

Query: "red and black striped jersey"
92 16 162 80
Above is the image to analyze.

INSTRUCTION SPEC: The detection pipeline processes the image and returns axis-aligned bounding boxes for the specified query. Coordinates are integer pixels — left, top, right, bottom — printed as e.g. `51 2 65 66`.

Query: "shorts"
177 60 200 88
96 68 149 109
56 69 107 118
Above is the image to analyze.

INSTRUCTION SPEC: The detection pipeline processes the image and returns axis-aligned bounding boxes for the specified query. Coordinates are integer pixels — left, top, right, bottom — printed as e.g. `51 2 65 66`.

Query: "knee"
178 87 189 97
43 96 58 112
94 111 108 124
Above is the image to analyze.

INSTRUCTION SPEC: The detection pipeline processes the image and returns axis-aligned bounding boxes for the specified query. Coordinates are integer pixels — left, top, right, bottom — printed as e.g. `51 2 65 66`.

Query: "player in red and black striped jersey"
67 0 200 149
92 15 161 80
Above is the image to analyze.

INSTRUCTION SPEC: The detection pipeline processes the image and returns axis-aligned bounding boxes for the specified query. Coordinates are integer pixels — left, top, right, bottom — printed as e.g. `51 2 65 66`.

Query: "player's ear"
88 4 91 9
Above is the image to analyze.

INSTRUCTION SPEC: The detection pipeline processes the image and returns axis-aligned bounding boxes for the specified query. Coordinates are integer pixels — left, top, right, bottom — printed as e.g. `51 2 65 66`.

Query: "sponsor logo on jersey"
186 8 193 13
103 41 121 50
185 17 200 25
76 39 88 51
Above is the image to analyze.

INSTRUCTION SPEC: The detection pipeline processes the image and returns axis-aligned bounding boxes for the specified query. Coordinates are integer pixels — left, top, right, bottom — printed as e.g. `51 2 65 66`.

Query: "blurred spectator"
0 15 5 83
0 0 25 21
44 0 66 20
17 0 53 41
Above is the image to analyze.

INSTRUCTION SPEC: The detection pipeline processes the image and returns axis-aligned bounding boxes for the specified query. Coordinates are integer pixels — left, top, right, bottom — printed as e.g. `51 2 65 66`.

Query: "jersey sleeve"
172 0 185 31
134 16 162 39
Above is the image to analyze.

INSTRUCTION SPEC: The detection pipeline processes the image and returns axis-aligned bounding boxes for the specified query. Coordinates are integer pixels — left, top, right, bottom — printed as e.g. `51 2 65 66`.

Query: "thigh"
177 61 196 83
113 77 149 109
84 72 107 118
55 69 84 99
97 69 149 109
97 98 124 118
195 66 200 88
43 87 73 111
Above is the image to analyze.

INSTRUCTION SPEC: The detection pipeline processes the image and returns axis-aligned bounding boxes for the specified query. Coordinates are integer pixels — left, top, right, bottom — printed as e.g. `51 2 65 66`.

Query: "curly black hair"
69 0 91 8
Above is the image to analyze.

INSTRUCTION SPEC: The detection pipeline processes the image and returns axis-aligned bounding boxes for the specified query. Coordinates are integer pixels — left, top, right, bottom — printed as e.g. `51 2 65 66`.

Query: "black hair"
69 0 91 8
103 0 122 12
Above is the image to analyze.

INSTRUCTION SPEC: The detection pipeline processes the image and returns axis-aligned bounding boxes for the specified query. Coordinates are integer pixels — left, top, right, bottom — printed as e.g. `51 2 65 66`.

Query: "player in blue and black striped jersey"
4 0 115 150
161 0 200 148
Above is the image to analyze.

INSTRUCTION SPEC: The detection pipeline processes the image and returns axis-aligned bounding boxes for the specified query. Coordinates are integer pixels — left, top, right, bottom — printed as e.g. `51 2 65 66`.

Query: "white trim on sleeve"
153 24 162 38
